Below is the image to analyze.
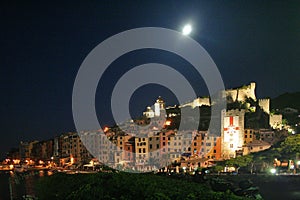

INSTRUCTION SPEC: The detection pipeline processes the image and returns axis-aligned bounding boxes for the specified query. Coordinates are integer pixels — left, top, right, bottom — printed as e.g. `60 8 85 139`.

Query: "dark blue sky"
1 0 300 158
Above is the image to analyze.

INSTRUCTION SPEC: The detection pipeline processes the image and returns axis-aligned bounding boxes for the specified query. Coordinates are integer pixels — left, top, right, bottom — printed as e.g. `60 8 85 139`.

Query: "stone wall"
269 114 282 130
258 98 270 114
225 82 256 102
180 97 211 108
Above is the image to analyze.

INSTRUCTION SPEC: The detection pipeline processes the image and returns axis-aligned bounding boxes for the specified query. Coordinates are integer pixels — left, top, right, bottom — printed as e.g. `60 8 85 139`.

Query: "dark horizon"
1 0 300 159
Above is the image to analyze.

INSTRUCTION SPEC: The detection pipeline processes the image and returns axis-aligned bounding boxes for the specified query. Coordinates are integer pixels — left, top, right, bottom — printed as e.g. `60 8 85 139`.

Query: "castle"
180 82 271 114
225 82 256 102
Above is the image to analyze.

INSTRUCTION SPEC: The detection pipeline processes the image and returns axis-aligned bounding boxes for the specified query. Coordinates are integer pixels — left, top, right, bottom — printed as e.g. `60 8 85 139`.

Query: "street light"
270 168 276 174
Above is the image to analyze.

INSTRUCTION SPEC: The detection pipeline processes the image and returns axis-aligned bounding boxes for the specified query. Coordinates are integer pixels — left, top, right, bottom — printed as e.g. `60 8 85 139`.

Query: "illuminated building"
221 109 245 159
144 97 165 118
244 129 257 144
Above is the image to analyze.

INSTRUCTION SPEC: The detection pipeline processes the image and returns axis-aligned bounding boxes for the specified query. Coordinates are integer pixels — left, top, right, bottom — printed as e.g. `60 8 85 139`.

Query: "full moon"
182 24 192 35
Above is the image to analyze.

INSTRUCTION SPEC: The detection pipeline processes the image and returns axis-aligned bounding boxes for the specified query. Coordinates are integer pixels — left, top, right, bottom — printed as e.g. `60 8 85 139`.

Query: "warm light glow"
164 120 171 126
13 159 20 164
103 127 109 132
70 155 74 164
182 24 192 35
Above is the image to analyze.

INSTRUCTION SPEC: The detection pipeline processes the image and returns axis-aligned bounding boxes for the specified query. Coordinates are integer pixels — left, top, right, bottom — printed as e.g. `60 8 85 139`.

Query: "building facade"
221 109 245 159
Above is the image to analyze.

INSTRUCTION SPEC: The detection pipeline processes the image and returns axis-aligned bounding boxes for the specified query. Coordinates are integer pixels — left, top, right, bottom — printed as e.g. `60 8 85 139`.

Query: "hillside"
271 92 300 111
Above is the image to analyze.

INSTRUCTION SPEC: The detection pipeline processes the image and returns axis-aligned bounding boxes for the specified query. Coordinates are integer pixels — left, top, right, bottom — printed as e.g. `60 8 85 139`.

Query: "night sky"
1 1 300 158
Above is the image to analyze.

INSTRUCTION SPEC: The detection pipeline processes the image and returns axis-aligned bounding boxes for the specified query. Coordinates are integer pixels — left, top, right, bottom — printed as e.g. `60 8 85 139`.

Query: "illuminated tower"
221 109 245 159
154 96 165 117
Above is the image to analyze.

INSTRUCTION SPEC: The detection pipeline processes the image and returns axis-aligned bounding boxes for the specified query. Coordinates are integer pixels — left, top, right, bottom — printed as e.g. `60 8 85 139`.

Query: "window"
245 135 247 138
163 142 165 146
142 138 145 141
143 148 146 153
194 142 197 146
163 137 165 140
157 144 159 148
213 149 216 153
149 138 152 141
139 149 141 153
149 144 152 149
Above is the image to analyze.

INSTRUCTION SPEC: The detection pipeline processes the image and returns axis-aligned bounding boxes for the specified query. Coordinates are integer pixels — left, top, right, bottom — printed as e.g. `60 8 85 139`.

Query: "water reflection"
1 170 51 199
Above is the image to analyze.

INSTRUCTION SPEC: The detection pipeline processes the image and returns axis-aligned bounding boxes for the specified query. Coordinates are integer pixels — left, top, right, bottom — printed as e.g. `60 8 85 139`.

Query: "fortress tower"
154 96 165 117
258 98 270 114
221 109 245 159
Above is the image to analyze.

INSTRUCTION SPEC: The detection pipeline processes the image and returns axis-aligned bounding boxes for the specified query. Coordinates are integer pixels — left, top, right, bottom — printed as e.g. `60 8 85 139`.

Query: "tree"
225 155 253 172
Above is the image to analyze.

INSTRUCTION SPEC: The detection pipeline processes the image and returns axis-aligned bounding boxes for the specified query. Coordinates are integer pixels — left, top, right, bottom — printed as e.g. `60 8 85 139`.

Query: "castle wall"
226 82 256 102
192 97 210 108
269 114 282 130
225 90 238 102
258 98 270 114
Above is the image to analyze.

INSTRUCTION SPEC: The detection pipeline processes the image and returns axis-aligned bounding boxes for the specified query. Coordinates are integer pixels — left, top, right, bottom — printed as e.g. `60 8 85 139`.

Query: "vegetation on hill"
36 172 246 200
216 134 300 173
271 92 300 111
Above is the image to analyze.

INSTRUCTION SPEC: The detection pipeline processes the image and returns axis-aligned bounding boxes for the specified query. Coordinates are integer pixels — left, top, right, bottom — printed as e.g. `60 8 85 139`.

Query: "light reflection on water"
0 170 51 199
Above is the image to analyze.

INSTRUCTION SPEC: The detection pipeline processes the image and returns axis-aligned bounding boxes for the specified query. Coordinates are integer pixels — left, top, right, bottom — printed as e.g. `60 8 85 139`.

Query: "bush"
36 172 246 200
